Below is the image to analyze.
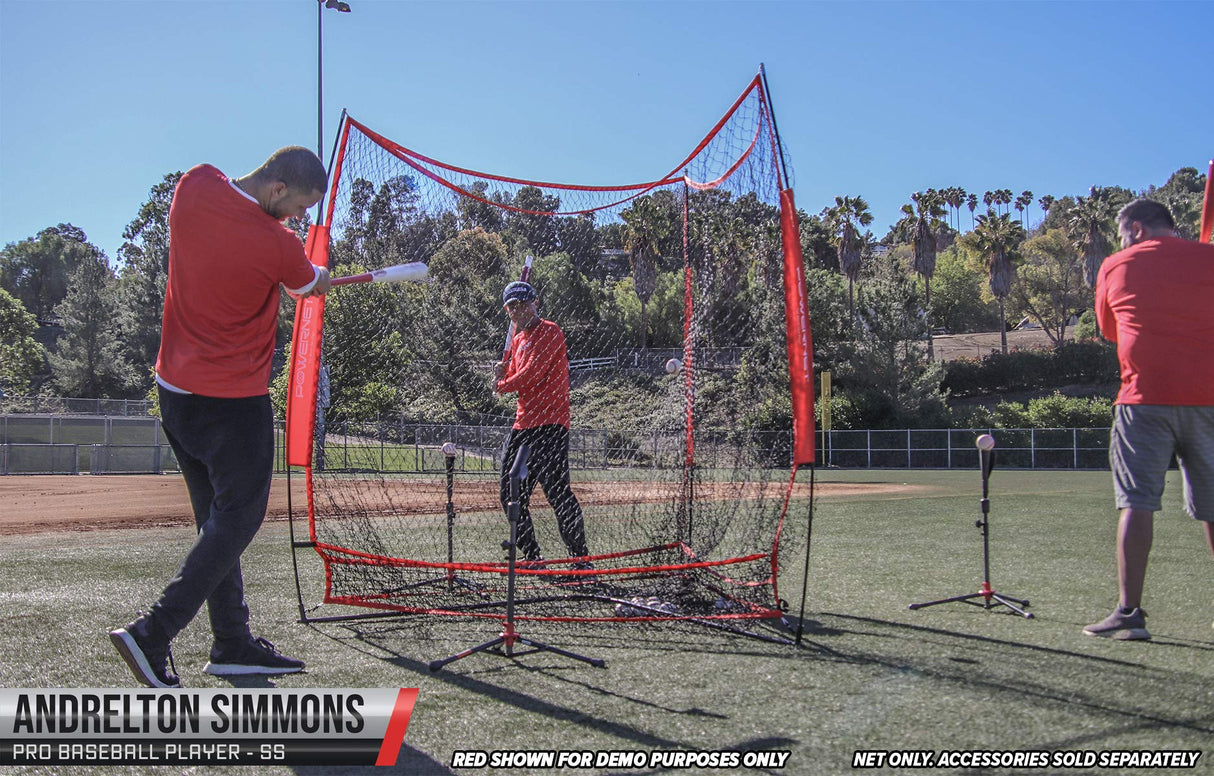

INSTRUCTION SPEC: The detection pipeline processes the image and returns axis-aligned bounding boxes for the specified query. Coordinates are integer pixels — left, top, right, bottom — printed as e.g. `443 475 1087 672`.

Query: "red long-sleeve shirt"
495 319 571 429
1095 235 1214 405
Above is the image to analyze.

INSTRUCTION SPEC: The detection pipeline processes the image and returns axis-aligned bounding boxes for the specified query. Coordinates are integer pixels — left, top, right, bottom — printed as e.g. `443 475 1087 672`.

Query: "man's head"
502 281 539 326
1117 198 1177 249
246 147 328 221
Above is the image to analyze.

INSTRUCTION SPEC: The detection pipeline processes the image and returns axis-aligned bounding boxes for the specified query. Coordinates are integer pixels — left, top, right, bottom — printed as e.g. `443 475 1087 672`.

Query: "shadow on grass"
810 612 1214 745
298 607 1211 771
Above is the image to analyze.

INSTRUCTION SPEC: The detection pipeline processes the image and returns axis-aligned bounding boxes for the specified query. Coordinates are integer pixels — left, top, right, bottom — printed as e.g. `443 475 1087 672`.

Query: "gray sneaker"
1083 606 1150 640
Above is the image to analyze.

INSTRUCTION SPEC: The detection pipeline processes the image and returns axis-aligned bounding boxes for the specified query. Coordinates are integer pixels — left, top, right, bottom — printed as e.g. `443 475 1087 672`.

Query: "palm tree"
973 209 1025 354
967 193 979 230
901 190 947 358
983 190 995 212
826 195 873 326
620 196 665 349
994 188 1014 216
1015 190 1034 227
1038 194 1056 220
944 187 967 232
1066 187 1115 288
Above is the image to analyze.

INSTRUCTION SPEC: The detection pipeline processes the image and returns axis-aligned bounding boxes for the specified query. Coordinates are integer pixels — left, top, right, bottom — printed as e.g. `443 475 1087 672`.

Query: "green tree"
943 187 967 232
824 195 873 325
531 251 610 355
1008 228 1090 349
507 185 561 255
900 190 947 359
457 180 506 233
48 250 132 397
971 210 1024 354
994 188 1014 216
966 192 979 230
839 256 946 427
0 223 94 320
1145 167 1208 240
0 287 47 394
1066 187 1117 288
621 194 673 350
116 172 181 391
1037 194 1056 223
798 212 838 272
929 245 999 334
801 267 852 372
1014 190 1034 227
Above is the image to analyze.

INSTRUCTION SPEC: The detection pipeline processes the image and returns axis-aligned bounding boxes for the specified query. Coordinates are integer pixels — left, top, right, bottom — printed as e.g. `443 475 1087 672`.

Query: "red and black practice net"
285 71 815 640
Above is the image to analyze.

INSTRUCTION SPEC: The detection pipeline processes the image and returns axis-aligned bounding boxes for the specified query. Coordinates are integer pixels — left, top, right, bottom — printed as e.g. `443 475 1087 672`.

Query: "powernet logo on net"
850 749 1204 770
0 688 418 767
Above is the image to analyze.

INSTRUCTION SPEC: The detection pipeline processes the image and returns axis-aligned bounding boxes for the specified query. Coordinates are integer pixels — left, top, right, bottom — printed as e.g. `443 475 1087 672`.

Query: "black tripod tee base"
909 583 1033 619
429 443 606 673
909 445 1033 620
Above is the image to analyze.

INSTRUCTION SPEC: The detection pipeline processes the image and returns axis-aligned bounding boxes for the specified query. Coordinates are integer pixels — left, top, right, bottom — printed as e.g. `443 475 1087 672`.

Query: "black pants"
149 389 274 643
500 425 588 562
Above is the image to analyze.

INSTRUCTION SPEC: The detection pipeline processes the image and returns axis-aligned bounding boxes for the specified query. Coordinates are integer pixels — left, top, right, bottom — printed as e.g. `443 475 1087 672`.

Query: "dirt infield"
0 474 919 536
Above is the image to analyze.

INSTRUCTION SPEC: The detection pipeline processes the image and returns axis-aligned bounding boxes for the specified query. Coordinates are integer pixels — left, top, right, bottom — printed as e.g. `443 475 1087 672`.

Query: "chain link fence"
2 407 1113 475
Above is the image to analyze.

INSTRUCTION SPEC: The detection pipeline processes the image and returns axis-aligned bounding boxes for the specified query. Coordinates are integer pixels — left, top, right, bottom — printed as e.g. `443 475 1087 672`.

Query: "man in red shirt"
494 281 591 572
1085 198 1214 641
109 147 331 687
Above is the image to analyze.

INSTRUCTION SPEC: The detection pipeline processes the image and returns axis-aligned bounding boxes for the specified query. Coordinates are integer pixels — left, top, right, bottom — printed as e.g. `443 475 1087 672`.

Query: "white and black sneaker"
109 619 181 688
204 636 305 676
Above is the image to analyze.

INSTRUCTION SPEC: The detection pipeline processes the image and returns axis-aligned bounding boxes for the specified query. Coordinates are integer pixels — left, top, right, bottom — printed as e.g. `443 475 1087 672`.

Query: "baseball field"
1 468 1210 775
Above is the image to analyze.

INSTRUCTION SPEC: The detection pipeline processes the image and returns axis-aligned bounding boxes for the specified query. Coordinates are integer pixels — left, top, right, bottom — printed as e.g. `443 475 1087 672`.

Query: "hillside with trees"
2 166 1207 433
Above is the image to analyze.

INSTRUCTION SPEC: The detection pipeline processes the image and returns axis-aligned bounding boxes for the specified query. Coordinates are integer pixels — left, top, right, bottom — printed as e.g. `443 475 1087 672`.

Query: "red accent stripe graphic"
375 688 419 766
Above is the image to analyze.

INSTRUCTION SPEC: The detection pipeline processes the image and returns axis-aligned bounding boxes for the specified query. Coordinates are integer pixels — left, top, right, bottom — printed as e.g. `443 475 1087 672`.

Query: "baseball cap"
502 281 537 305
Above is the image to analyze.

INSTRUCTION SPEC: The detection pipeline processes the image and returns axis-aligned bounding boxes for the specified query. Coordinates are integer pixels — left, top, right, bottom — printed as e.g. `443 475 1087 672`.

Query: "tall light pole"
317 0 351 222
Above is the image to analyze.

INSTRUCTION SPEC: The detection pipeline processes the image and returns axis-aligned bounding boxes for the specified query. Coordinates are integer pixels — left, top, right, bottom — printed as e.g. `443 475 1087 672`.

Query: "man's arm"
292 265 331 298
1094 268 1117 345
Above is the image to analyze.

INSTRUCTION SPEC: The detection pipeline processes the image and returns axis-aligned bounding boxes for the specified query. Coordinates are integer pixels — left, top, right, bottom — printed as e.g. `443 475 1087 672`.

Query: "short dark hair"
257 146 328 194
1117 198 1175 231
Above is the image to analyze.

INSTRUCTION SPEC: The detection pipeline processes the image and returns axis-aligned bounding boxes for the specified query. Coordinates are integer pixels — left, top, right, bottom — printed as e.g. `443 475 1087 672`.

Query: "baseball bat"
330 262 429 287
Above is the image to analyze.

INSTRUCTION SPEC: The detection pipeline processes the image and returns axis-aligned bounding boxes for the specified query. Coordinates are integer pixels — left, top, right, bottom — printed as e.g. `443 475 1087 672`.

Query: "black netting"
291 75 807 631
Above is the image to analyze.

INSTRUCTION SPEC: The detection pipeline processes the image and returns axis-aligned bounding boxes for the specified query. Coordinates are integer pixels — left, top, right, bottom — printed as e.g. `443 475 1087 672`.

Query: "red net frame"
284 72 814 636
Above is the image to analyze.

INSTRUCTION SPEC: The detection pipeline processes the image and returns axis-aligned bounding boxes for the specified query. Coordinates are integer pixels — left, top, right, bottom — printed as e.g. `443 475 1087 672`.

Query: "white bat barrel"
369 262 428 283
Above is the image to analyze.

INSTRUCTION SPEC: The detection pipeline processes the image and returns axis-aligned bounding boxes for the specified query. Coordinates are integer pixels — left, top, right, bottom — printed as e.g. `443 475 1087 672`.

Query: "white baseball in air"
975 434 995 451
665 358 682 374
441 442 457 456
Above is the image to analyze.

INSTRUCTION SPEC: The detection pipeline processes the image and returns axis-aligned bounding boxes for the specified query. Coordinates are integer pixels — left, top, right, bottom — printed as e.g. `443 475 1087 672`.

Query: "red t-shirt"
155 165 318 398
495 319 572 429
1096 235 1214 405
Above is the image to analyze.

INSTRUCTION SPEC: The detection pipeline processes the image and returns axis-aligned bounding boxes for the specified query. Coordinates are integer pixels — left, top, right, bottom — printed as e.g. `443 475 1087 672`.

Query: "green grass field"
2 469 1211 775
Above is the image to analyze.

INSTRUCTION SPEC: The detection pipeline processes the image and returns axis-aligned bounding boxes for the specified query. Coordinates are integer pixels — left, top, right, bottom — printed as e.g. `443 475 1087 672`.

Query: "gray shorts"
1110 404 1214 520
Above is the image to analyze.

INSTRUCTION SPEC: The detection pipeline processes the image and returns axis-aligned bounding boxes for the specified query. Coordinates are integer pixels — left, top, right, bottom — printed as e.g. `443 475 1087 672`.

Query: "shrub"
943 341 1118 397
993 391 1113 429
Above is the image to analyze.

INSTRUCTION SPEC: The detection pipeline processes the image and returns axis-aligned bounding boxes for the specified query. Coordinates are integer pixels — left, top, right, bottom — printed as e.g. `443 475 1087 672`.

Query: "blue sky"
2 0 1211 262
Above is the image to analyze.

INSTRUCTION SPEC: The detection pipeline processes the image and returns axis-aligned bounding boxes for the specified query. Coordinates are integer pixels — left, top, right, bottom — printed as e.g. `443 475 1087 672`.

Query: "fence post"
1073 427 1078 469
906 429 911 468
867 430 872 468
1031 428 1036 468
